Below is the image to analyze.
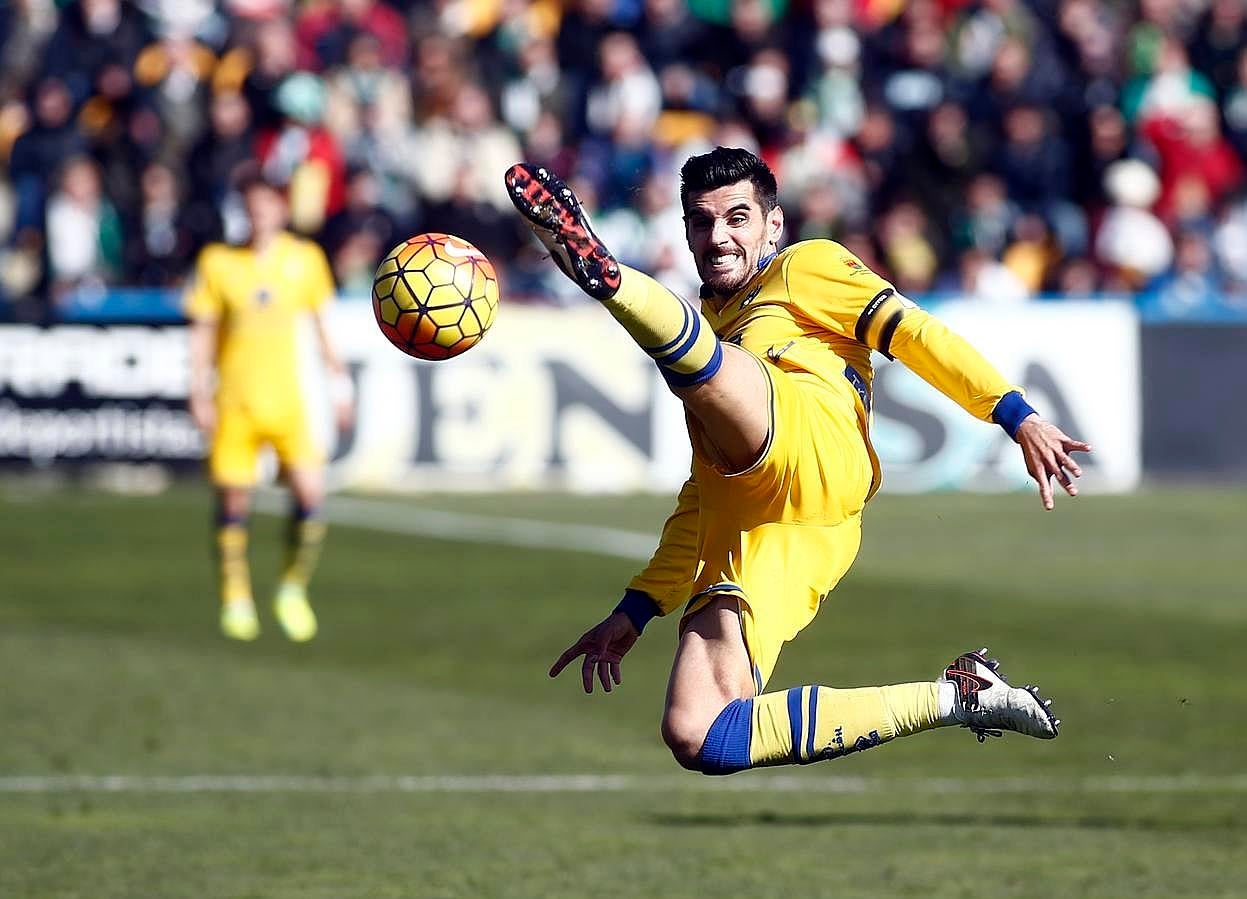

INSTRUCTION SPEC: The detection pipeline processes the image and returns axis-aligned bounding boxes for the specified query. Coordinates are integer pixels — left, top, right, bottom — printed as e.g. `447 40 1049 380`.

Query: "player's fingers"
1064 438 1093 453
1055 451 1082 479
610 659 622 686
581 655 596 693
597 658 613 693
1034 458 1055 510
549 641 586 678
1053 463 1077 497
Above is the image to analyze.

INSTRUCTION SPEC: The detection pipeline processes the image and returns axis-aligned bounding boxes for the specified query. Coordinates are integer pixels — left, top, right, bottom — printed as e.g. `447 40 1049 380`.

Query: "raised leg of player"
216 486 259 641
274 466 326 642
612 268 771 472
504 163 771 472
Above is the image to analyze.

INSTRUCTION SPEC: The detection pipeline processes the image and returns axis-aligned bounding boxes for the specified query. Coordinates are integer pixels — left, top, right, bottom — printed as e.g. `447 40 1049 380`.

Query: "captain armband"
854 288 916 359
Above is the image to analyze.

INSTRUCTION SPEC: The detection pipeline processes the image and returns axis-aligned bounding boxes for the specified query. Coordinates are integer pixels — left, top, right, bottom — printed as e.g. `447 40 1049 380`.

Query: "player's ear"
767 205 784 246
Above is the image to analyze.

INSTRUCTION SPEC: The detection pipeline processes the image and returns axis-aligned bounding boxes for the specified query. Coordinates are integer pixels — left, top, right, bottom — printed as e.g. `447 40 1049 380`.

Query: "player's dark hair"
679 147 778 214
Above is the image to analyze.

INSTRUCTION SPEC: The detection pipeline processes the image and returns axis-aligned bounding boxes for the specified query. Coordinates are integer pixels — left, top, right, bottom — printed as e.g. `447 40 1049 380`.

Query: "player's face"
243 184 289 240
684 181 784 298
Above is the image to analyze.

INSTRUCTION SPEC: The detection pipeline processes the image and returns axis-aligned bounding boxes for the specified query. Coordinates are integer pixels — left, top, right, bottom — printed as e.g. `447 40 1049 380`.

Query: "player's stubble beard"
698 241 769 300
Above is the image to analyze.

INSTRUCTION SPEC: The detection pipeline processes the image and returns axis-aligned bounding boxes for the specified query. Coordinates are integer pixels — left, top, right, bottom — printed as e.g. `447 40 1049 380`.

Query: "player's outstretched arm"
549 611 639 694
1014 414 1092 511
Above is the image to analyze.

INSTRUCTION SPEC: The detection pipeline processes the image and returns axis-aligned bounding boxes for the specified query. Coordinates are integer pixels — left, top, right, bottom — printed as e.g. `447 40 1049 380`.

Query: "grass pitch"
2 483 1244 898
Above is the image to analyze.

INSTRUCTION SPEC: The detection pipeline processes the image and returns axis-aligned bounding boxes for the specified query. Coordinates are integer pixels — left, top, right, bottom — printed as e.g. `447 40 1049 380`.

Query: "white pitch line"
3 774 1246 794
254 492 656 561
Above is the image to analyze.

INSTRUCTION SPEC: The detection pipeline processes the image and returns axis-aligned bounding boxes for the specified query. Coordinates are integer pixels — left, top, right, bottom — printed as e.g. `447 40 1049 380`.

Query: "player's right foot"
220 598 260 641
940 647 1059 742
504 163 621 300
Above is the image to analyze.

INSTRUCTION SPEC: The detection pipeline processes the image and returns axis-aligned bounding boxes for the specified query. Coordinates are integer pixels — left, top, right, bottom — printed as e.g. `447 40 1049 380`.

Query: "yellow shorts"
684 358 873 690
209 401 323 487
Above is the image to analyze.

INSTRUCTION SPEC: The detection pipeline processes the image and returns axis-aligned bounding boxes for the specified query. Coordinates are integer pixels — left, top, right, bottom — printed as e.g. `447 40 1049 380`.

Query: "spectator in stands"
187 90 254 227
123 158 204 286
321 165 399 290
295 0 407 72
257 71 347 235
45 154 122 303
1095 158 1174 292
1139 229 1224 320
40 0 149 108
410 81 521 216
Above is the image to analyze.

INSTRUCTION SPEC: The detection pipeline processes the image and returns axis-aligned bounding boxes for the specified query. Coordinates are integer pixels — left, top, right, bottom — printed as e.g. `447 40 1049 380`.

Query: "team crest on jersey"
254 287 273 307
842 257 867 276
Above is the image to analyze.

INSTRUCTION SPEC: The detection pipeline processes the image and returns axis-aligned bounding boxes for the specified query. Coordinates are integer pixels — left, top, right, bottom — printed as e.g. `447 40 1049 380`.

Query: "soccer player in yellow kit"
186 169 353 642
506 148 1091 773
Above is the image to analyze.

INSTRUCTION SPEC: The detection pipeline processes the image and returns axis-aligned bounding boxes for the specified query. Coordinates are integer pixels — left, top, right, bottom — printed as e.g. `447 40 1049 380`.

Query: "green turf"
2 483 1245 898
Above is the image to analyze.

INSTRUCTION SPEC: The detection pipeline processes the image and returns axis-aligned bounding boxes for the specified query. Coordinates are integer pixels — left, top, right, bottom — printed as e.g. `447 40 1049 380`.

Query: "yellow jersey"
184 232 334 420
625 239 1024 620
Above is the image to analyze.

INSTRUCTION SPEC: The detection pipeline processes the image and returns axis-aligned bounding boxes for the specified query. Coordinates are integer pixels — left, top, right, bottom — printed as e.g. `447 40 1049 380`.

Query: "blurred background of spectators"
2 0 1247 321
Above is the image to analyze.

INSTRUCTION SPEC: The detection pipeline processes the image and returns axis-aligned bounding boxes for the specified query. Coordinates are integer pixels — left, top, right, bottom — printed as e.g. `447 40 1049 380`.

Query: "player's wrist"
330 370 355 407
992 391 1037 441
614 588 660 635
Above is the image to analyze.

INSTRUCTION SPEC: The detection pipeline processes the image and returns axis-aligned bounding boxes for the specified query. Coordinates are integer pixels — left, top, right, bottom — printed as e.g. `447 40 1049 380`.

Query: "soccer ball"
371 233 499 360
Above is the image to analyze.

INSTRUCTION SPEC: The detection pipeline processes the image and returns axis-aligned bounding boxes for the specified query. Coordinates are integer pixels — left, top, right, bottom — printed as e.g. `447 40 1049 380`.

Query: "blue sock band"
698 699 754 775
292 505 321 522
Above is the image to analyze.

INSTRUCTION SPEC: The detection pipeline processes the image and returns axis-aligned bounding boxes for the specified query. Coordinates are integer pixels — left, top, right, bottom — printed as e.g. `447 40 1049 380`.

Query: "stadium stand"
1 0 1245 321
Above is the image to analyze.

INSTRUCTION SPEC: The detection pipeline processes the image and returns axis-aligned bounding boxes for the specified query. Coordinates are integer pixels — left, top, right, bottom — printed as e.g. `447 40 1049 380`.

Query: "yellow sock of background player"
699 682 944 772
272 505 324 643
217 519 252 607
281 508 326 592
217 512 259 641
603 265 723 388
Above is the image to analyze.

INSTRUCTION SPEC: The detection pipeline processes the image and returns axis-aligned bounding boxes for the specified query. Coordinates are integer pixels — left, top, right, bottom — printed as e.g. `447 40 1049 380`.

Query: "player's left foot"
941 647 1059 742
504 163 621 300
273 583 318 643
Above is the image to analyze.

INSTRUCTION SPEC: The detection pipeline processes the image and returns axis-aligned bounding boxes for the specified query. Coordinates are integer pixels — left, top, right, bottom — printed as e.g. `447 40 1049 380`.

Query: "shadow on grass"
647 810 1242 833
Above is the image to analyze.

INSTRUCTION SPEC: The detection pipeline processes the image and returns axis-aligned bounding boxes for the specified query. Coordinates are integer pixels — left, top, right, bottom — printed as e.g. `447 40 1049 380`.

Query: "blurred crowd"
2 0 1247 322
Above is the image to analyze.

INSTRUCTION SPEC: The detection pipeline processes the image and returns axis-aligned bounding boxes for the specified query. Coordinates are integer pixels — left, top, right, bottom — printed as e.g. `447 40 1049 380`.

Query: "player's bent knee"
660 707 716 771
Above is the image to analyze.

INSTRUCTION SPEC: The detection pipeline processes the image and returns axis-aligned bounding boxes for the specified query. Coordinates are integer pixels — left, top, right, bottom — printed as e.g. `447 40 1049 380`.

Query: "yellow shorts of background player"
683 355 874 691
209 400 324 487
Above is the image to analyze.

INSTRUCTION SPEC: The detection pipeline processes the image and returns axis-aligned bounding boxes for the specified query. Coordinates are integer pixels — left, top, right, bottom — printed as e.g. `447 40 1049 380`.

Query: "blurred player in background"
507 148 1090 774
185 166 354 642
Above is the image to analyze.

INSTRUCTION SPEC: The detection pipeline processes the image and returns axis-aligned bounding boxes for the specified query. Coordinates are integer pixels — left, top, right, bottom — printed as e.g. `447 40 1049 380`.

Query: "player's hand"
330 371 356 433
189 392 215 435
1014 414 1092 511
549 611 639 694
333 396 356 432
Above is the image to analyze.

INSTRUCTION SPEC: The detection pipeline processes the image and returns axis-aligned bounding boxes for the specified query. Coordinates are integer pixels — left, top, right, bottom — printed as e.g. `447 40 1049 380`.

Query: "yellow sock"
700 683 943 773
282 514 326 589
216 522 252 605
605 265 723 387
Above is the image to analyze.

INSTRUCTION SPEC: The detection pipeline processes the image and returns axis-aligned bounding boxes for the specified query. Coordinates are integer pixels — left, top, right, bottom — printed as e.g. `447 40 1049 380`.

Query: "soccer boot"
504 163 621 300
273 583 318 643
220 597 260 641
940 647 1059 742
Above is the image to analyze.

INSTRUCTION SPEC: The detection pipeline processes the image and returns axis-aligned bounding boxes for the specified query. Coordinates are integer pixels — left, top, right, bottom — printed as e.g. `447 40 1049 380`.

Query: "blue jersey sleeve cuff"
614 589 661 635
992 390 1037 440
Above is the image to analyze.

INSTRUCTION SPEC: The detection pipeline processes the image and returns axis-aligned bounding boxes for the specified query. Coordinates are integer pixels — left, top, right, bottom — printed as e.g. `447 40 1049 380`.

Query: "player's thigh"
209 407 262 488
268 417 325 485
663 596 756 750
672 343 770 474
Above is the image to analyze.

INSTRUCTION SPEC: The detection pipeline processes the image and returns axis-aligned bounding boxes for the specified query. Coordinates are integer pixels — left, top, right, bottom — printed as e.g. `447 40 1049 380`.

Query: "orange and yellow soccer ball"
371 233 499 360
